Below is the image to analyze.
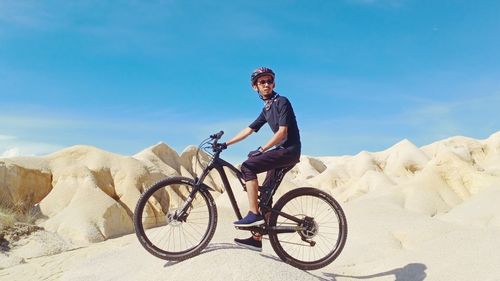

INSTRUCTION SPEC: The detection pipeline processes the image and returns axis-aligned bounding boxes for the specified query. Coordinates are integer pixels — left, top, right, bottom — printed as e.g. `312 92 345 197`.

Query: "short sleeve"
249 110 267 132
278 98 293 127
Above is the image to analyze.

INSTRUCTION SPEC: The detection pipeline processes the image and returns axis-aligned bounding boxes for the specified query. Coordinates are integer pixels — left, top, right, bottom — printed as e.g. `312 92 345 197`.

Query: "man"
223 67 301 251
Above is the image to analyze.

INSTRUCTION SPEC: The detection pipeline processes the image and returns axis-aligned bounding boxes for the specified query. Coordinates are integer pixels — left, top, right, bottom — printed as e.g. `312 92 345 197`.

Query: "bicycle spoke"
135 179 215 259
269 189 346 268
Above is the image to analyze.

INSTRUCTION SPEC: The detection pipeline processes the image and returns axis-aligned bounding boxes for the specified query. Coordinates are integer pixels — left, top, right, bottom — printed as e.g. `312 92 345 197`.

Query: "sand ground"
2 193 500 281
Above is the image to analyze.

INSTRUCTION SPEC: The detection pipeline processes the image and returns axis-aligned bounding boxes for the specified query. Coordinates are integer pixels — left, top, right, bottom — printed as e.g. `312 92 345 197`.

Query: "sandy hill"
1 132 500 280
292 132 500 217
0 141 235 246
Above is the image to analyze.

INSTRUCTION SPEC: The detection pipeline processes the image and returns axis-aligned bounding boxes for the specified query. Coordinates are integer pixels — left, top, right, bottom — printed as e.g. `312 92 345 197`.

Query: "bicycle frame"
194 150 246 220
181 149 307 235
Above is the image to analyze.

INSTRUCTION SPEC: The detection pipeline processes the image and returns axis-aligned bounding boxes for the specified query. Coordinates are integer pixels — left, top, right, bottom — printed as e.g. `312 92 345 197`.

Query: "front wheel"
133 177 217 261
268 187 348 270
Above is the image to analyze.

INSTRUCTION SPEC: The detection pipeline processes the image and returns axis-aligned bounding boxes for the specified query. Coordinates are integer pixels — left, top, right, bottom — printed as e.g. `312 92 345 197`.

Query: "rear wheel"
268 187 347 270
133 177 217 261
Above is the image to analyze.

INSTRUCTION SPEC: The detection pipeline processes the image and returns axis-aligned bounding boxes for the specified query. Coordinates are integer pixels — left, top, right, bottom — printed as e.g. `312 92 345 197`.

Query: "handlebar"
210 131 224 141
208 131 226 153
210 131 224 144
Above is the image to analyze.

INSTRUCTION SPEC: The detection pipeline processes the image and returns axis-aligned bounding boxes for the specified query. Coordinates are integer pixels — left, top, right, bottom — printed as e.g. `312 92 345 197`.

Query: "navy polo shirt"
249 93 301 149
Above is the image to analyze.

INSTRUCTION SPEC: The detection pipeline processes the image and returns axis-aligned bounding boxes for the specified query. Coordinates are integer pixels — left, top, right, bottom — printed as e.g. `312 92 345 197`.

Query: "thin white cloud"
0 114 81 130
298 93 500 157
403 94 500 131
0 139 63 158
0 102 170 132
0 110 76 157
0 104 256 159
1 147 20 158
0 0 52 29
0 1 177 56
0 134 16 141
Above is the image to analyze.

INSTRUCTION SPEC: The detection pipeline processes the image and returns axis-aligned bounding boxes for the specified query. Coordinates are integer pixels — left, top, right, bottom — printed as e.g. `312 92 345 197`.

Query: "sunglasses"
257 79 274 85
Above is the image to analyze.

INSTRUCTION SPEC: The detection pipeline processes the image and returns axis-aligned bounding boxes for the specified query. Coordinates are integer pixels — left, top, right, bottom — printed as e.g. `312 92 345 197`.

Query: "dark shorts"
240 145 301 182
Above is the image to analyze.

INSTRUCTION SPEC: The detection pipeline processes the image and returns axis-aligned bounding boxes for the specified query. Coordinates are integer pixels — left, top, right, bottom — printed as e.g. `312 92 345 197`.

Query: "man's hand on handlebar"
213 142 227 152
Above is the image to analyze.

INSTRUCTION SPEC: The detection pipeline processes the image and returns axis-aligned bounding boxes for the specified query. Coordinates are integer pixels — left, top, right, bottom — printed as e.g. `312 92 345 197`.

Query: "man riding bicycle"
222 67 301 251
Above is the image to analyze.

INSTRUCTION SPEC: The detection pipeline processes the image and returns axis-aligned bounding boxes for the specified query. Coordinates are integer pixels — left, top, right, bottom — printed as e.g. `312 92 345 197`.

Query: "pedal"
234 225 256 231
234 225 264 231
234 225 268 236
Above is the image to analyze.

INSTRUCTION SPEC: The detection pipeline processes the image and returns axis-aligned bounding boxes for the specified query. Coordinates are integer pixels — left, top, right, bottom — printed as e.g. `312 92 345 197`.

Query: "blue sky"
1 0 499 162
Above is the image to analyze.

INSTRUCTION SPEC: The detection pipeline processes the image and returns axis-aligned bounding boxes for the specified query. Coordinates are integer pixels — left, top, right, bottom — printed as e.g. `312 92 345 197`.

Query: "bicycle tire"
268 187 347 270
133 177 217 261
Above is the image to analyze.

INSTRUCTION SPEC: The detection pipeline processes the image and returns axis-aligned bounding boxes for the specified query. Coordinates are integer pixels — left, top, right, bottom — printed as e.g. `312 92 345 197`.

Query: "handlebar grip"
210 131 224 140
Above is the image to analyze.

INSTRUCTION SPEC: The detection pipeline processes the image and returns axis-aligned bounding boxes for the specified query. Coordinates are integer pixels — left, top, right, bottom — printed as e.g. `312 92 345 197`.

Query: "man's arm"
226 127 254 146
261 126 288 151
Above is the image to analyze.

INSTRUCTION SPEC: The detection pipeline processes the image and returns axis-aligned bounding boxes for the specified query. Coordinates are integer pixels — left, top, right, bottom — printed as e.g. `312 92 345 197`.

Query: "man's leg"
233 178 264 227
236 147 299 227
235 148 299 250
246 178 259 215
234 179 263 250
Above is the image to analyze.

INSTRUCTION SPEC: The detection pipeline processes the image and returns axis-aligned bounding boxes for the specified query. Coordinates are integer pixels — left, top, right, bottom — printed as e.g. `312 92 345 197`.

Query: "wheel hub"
300 217 319 240
166 210 183 227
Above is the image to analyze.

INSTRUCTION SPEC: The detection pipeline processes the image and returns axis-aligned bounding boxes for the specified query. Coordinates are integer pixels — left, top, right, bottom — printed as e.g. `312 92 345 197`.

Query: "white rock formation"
1 131 500 246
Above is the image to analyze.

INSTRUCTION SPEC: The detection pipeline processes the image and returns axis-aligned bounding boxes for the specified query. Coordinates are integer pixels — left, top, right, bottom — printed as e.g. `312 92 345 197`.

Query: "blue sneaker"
233 212 264 227
234 236 262 252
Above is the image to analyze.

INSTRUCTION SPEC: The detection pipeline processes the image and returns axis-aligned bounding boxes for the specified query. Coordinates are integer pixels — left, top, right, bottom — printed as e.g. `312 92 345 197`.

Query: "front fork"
172 183 201 222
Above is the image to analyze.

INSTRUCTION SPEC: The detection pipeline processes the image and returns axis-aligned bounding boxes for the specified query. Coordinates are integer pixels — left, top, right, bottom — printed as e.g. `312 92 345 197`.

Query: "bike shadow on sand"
164 242 307 267
321 263 428 281
163 242 246 267
164 244 426 281
254 256 427 281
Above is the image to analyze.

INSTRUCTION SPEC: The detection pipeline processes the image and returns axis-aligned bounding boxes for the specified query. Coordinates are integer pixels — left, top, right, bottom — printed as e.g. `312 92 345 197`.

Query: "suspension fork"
173 169 211 221
173 185 201 221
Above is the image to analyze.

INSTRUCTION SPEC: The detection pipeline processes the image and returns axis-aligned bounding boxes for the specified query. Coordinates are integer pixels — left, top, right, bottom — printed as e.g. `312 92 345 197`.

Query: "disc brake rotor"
300 217 319 240
166 209 183 227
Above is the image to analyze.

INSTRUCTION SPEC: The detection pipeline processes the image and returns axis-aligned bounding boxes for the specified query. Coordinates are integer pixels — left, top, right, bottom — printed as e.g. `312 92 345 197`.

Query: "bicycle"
133 131 348 270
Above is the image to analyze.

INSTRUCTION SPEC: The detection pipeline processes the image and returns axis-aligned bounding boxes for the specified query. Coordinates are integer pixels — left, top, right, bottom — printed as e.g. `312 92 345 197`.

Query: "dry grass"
1 198 43 251
0 197 39 231
0 204 17 231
